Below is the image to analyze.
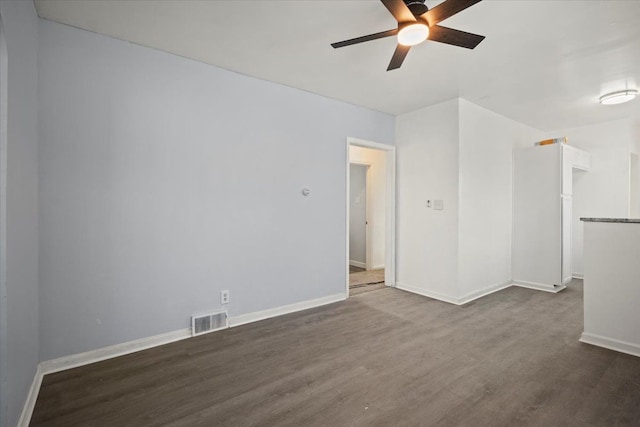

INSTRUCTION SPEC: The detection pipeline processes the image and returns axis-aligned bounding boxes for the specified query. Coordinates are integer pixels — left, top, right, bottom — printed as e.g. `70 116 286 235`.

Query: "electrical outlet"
221 290 230 305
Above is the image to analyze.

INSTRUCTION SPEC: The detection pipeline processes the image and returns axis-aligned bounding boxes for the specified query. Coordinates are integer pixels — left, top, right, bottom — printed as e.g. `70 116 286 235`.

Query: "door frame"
348 161 372 271
345 137 396 296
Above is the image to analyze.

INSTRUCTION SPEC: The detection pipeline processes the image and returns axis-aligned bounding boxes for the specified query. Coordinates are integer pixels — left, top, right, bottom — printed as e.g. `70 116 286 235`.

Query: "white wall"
396 99 460 300
629 121 640 218
0 1 40 426
37 20 395 361
632 122 640 218
349 164 366 265
631 153 640 218
582 221 640 356
396 98 543 303
349 145 386 269
546 119 635 276
458 100 543 299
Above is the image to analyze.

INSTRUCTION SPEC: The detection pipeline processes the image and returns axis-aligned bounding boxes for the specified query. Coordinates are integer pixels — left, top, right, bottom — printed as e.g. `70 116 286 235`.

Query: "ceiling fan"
331 0 485 71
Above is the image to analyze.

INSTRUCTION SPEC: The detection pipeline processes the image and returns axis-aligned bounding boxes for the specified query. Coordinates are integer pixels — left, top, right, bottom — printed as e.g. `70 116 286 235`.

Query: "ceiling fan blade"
422 0 482 27
381 0 416 23
387 44 411 71
331 29 399 49
428 25 485 49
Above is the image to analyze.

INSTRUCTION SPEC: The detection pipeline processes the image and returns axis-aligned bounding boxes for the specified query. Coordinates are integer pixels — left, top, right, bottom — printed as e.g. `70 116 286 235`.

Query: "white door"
349 164 367 268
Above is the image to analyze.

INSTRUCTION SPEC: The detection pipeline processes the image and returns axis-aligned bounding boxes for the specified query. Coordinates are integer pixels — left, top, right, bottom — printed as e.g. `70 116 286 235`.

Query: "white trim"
346 137 396 296
511 280 566 293
345 141 350 295
395 282 460 305
457 281 513 305
349 260 366 269
348 137 395 151
580 332 640 358
16 365 43 427
397 281 513 306
40 328 191 375
229 292 346 328
384 146 396 287
349 160 373 167
372 264 385 270
572 273 584 279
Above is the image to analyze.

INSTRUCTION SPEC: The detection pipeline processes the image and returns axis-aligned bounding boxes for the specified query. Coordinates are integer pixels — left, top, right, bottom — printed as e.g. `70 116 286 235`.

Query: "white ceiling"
35 0 640 131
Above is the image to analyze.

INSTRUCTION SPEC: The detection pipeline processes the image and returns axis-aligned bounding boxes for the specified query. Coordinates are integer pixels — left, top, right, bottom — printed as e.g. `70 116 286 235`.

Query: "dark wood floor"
31 280 640 426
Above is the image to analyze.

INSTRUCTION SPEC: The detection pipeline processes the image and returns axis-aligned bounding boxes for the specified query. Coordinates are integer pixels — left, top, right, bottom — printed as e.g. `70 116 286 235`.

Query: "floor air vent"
191 310 228 337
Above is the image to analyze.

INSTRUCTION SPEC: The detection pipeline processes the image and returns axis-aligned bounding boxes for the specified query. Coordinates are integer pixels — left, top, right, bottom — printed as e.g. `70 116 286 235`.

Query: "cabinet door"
562 195 572 284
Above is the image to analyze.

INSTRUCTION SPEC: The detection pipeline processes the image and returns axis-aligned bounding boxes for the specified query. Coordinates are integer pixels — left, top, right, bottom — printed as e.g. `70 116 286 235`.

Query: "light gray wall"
349 164 367 264
38 20 394 361
0 1 40 426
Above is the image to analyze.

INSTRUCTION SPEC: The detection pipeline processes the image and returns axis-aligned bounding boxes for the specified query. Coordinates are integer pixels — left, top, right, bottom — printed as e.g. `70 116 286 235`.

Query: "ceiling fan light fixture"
599 89 638 105
398 23 429 46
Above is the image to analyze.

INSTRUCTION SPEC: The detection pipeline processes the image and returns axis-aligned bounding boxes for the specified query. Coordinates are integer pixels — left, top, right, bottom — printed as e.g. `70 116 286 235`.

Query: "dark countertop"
580 218 640 223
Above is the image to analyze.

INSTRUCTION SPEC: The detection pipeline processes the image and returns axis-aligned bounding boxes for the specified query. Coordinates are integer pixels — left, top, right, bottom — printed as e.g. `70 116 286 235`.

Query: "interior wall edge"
579 332 640 359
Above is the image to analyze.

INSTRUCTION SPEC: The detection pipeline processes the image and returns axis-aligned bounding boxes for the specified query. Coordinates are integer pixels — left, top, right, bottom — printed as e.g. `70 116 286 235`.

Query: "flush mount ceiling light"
398 23 430 46
599 89 638 105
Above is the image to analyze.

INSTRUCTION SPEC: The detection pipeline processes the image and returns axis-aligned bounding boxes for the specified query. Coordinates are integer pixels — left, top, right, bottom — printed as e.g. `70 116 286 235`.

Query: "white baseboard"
511 280 566 293
395 282 459 305
572 273 584 279
349 260 366 269
372 264 385 270
17 364 43 427
397 281 512 306
458 281 512 305
21 292 347 426
580 332 640 358
40 328 192 375
38 293 348 376
229 293 346 327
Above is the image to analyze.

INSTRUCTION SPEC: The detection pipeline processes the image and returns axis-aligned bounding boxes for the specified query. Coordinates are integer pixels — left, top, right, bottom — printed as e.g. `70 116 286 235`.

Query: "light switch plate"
433 200 444 210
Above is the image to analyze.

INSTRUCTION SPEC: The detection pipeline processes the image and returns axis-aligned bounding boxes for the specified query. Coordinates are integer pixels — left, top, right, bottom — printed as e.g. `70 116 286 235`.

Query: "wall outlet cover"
434 200 444 210
221 290 230 305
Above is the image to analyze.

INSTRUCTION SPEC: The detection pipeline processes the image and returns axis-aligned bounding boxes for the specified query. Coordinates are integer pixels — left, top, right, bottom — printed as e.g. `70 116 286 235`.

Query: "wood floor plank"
31 280 640 426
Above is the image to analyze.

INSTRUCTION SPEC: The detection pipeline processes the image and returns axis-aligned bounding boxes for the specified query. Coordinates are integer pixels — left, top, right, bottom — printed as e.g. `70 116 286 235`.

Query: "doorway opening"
346 138 395 296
